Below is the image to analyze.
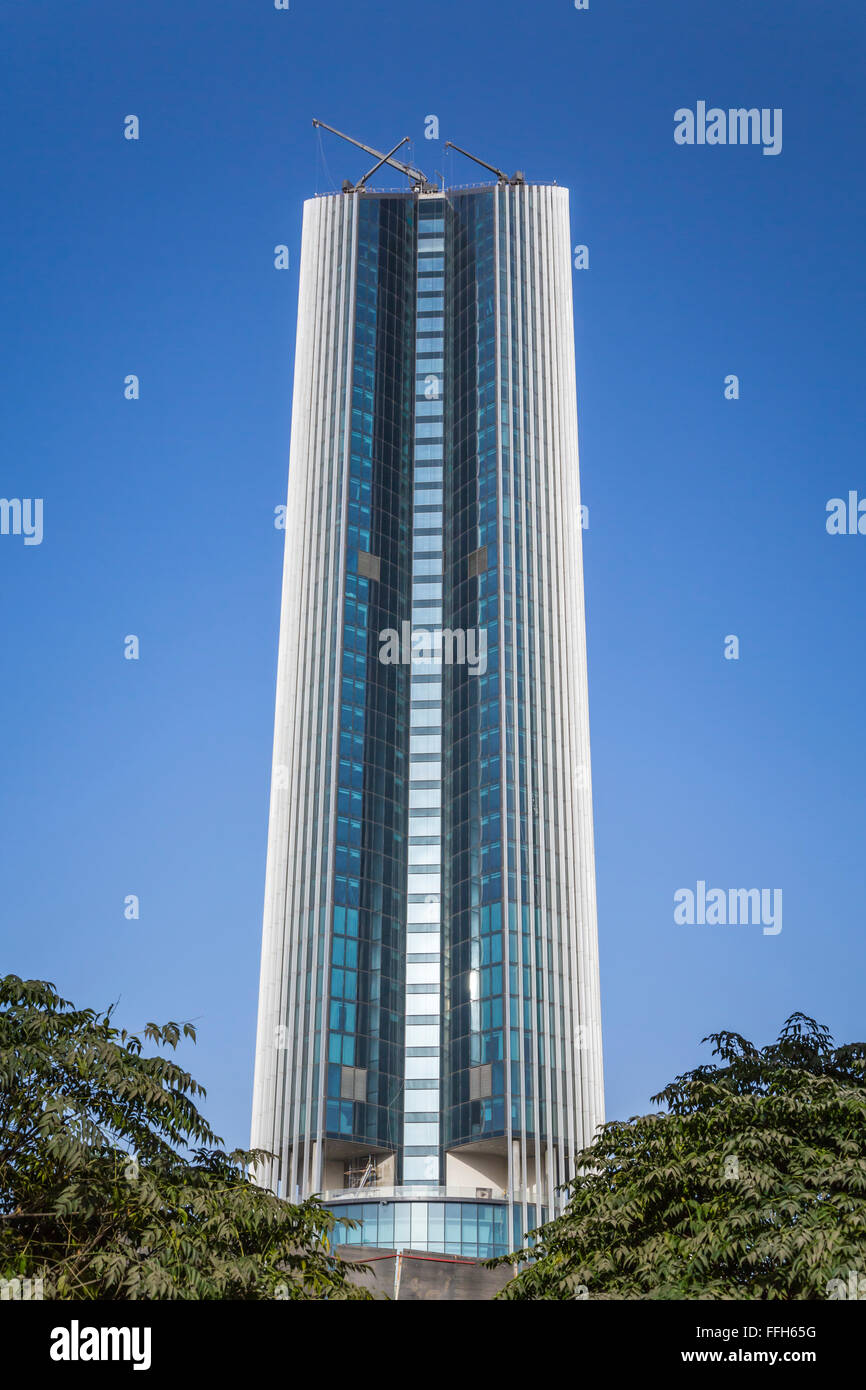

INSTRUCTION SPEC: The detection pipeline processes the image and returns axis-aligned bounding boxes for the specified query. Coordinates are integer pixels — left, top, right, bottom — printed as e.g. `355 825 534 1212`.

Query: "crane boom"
357 137 411 190
313 119 436 192
444 140 524 185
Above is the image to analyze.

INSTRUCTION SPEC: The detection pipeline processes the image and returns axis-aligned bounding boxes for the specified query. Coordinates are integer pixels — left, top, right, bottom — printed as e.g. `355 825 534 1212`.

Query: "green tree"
497 1014 866 1299
0 975 368 1299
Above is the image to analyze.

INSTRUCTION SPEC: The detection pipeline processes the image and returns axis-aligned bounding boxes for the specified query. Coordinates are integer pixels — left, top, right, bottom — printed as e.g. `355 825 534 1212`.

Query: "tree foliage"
497 1014 866 1299
0 975 368 1299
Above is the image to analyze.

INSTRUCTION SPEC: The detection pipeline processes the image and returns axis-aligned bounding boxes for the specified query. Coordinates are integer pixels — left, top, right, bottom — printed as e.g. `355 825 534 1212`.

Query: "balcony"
323 1184 508 1204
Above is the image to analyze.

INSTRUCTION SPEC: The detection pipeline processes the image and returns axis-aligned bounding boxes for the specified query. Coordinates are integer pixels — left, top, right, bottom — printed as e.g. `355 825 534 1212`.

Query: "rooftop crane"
444 140 525 186
312 119 438 194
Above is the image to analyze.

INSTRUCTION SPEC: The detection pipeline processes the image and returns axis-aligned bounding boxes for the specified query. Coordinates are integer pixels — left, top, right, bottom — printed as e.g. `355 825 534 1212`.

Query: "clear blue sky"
2 0 864 1150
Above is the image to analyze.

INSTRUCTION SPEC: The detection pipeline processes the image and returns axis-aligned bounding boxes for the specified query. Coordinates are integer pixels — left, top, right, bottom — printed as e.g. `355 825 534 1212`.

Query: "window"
469 1063 493 1100
357 550 380 581
467 545 488 579
340 1065 367 1102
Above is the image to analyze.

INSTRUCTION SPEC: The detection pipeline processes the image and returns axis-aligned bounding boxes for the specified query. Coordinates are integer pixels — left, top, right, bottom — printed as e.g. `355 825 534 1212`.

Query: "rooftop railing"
322 1183 510 1203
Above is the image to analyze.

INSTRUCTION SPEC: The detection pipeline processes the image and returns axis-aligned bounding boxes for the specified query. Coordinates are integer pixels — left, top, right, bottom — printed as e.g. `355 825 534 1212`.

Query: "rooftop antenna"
312 119 437 194
444 140 524 186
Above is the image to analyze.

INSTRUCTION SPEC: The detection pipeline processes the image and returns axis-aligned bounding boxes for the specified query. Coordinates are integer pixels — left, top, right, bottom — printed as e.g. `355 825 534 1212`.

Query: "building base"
337 1245 513 1301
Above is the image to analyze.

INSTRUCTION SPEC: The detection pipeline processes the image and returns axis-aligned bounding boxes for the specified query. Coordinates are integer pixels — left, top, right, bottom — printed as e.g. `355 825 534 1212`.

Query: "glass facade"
327 195 415 1155
252 179 603 1259
335 1200 509 1258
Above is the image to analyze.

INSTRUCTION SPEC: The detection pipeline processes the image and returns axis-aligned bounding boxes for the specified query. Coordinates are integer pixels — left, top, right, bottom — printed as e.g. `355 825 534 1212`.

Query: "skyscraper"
251 132 603 1260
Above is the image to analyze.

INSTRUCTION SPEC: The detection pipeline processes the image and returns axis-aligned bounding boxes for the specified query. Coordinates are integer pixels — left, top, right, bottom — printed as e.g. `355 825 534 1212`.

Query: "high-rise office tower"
252 132 603 1260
